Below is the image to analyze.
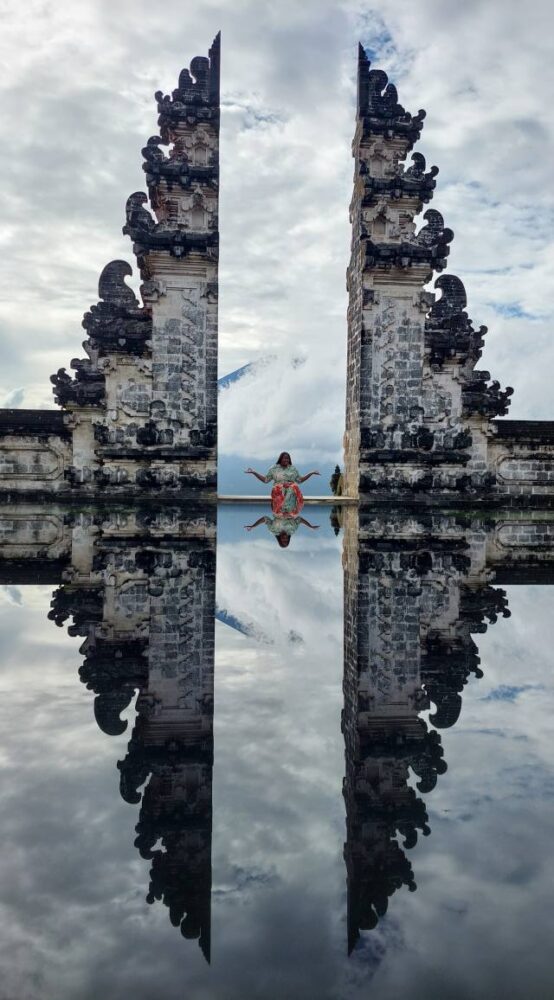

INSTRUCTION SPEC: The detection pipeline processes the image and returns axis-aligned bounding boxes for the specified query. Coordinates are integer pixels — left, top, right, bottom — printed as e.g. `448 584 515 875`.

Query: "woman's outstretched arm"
245 516 267 531
299 517 320 529
298 470 321 484
244 468 270 484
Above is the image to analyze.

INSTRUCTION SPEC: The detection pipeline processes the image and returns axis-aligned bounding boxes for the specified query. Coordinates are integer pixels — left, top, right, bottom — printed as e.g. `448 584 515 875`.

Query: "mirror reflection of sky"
0 506 553 1000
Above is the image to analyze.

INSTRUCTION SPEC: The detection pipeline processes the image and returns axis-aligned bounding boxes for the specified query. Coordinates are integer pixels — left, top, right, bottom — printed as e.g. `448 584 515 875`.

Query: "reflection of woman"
245 452 320 515
245 514 320 548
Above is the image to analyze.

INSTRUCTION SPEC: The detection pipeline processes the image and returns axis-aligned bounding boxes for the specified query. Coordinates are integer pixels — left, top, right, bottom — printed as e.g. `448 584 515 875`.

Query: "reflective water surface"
0 503 553 1000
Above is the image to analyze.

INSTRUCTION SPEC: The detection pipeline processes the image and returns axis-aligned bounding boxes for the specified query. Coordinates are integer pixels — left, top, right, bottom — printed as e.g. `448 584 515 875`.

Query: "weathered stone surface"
0 38 220 500
344 45 554 506
2 500 554 957
38 505 216 959
0 409 72 496
341 506 554 949
2 38 553 505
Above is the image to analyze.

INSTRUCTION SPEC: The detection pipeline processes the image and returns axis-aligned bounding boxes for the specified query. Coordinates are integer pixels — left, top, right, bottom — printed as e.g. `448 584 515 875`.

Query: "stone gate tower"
344 45 554 506
1 35 220 500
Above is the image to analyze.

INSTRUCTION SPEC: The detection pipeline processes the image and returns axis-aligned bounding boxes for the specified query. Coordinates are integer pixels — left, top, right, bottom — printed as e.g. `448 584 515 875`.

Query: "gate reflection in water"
0 502 553 999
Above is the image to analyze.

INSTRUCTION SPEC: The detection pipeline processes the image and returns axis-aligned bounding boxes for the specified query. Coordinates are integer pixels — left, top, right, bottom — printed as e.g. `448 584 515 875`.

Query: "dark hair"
277 451 292 466
276 532 291 548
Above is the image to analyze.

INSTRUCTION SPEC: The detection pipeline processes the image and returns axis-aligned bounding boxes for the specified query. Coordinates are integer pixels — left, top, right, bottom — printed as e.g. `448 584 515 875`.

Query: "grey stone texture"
1 39 554 505
0 502 216 958
344 46 554 507
0 36 220 500
2 504 217 961
2 499 553 956
341 504 554 948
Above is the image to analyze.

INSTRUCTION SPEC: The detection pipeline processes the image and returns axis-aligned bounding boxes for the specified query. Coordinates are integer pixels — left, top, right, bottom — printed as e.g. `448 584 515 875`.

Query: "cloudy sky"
1 0 554 470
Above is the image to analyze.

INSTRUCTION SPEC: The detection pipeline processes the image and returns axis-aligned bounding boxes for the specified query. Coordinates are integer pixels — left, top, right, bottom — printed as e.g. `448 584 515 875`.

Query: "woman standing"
244 451 320 515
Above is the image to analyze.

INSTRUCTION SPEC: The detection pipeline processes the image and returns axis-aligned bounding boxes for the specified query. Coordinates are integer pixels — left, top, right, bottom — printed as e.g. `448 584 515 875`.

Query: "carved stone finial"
429 274 468 320
80 260 151 357
357 43 426 144
424 273 514 415
363 207 453 273
156 33 221 139
405 152 439 183
417 209 454 257
52 257 149 409
50 364 105 408
123 192 156 239
142 135 166 164
98 260 137 308
357 41 371 119
425 273 484 367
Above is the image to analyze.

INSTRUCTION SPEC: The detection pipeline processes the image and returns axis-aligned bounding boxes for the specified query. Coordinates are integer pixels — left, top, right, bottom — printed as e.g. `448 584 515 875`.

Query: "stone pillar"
341 507 513 949
120 540 216 961
344 46 439 498
124 33 220 492
45 37 221 499
47 508 216 960
342 507 440 948
344 46 514 503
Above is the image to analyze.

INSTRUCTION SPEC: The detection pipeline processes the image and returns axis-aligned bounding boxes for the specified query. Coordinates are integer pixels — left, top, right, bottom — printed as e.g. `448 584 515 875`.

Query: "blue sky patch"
488 303 537 320
481 684 540 702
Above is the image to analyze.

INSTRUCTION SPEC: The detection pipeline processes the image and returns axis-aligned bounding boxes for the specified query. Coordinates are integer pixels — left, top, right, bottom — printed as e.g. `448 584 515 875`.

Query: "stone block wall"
48 506 216 958
2 499 554 955
341 505 554 948
0 411 72 498
489 421 554 503
0 37 220 501
0 502 216 957
344 46 554 507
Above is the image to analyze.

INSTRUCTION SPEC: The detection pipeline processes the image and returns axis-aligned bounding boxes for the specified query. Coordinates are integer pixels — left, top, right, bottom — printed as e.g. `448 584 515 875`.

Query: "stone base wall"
0 411 72 497
489 421 554 502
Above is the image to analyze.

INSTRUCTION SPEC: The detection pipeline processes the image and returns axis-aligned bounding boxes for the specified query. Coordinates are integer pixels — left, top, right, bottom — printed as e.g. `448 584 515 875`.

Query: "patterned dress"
265 464 304 516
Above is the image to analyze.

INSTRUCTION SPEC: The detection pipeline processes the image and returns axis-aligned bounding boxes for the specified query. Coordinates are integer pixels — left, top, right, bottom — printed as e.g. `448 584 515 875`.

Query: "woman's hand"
244 469 269 483
299 470 321 484
244 516 266 531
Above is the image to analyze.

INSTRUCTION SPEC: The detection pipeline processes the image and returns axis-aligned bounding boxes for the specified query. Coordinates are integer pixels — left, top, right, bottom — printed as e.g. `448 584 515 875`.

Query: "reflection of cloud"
0 586 23 607
480 684 541 702
212 864 280 897
0 531 351 1000
2 387 24 407
216 530 341 656
1 538 554 998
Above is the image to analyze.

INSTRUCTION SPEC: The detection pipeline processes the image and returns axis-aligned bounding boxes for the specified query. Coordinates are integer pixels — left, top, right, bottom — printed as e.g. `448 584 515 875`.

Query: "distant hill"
218 355 277 391
215 606 272 643
217 357 338 495
217 363 254 390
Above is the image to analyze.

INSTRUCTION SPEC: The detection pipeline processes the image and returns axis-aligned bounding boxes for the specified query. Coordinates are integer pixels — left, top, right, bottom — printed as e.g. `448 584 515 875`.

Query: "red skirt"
271 482 304 516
